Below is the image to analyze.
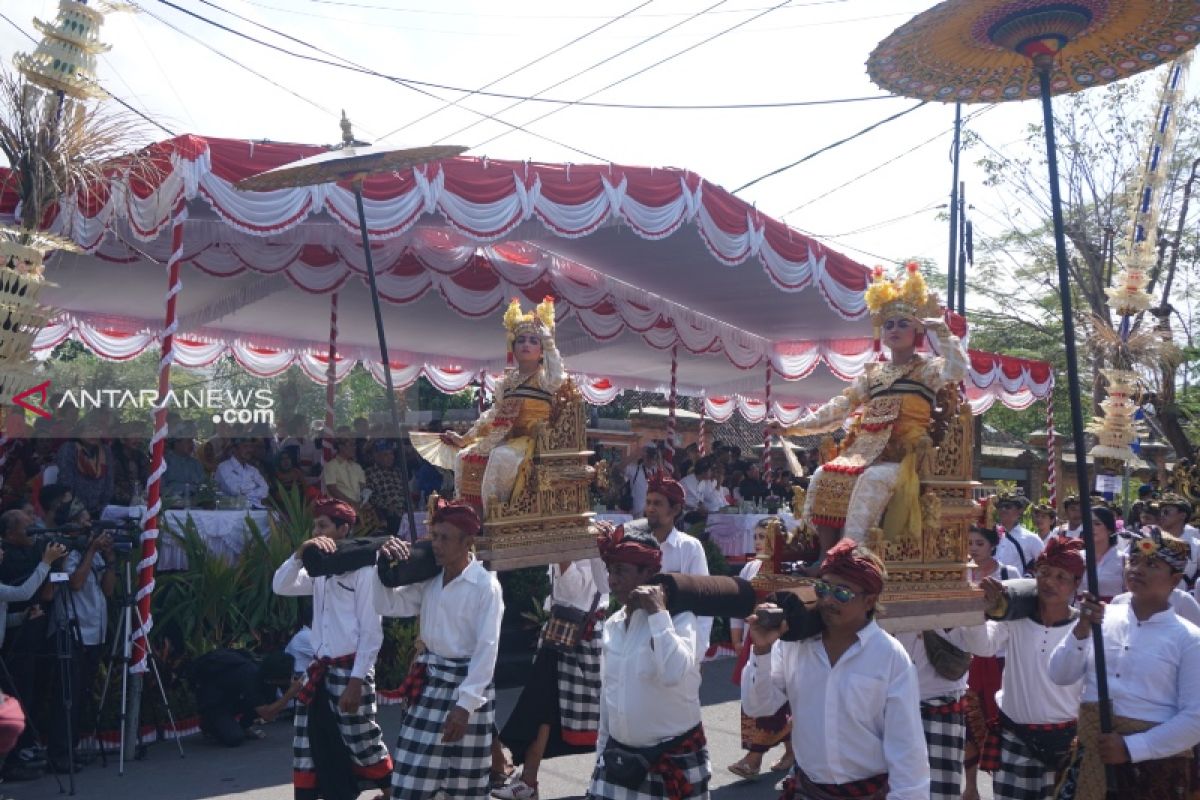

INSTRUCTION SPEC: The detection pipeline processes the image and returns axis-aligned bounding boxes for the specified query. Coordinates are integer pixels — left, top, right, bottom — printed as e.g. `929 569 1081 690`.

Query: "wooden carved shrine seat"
474 377 598 571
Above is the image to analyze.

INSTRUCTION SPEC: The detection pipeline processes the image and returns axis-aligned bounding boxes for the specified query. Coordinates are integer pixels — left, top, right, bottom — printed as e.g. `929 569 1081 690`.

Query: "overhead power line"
164 0 893 114
733 100 928 194
471 0 797 151
781 105 995 217
305 0 849 19
376 0 658 142
435 0 734 145
0 11 177 137
159 0 604 159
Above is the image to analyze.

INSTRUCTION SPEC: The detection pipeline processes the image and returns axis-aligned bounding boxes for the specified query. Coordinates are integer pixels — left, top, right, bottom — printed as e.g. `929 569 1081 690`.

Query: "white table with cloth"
101 505 273 571
704 511 798 558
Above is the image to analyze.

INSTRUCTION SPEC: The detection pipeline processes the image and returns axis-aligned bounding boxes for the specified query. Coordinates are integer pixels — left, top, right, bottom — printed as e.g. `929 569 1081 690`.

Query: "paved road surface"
16 658 992 800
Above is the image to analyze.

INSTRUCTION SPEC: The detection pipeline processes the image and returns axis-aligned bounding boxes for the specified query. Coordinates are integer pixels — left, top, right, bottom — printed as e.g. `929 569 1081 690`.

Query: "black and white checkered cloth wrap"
558 635 602 739
292 663 390 778
991 727 1058 800
390 651 495 800
586 740 711 800
920 695 966 800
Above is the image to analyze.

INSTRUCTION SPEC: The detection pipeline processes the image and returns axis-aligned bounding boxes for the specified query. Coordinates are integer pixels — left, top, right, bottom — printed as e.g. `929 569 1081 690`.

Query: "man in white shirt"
679 458 725 514
1047 496 1084 542
976 537 1085 799
1051 527 1200 798
215 440 269 508
376 500 503 800
272 498 393 800
643 479 712 650
994 495 1045 576
743 538 929 799
1155 493 1199 582
622 446 662 516
896 625 989 800
586 525 709 800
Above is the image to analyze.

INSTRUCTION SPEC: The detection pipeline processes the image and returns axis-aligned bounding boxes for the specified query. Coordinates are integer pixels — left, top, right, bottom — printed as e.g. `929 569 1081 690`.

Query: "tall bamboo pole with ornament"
5 0 149 764
1088 54 1191 480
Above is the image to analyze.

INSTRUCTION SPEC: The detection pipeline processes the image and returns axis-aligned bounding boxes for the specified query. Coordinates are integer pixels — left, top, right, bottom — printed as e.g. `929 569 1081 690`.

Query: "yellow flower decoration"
1136 538 1158 555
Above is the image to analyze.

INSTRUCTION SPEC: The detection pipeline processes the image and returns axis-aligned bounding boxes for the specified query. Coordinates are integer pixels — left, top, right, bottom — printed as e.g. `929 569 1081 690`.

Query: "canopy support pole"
1046 389 1057 509
947 102 962 303
324 292 338 464
762 364 772 475
666 346 677 472
353 183 419 537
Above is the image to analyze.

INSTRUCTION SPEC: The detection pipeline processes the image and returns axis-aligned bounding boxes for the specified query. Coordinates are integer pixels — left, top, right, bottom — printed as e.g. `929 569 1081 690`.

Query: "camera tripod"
93 560 184 775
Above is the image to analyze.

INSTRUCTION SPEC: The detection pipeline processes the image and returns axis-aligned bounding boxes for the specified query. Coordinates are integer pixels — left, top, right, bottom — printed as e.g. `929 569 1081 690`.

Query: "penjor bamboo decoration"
1088 53 1191 464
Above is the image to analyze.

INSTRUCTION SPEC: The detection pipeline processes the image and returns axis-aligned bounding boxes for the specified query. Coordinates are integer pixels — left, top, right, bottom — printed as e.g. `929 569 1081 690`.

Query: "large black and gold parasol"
869 4 1200 793
236 115 466 537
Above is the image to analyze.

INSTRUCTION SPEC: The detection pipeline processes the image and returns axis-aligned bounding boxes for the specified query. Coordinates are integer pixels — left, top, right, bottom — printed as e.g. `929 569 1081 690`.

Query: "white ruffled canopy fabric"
5 134 1052 416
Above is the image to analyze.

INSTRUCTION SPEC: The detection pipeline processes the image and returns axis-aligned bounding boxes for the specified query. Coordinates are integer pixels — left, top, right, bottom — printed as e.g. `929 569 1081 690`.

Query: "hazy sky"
1 0 1172 304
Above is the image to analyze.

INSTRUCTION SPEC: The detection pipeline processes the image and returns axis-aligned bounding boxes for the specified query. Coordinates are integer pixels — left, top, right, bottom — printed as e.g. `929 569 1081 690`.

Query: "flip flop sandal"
727 761 761 780
770 755 795 772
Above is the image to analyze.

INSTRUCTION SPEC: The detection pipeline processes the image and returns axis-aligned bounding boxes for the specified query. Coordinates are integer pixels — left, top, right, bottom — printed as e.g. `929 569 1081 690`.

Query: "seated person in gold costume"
769 262 967 559
439 297 565 514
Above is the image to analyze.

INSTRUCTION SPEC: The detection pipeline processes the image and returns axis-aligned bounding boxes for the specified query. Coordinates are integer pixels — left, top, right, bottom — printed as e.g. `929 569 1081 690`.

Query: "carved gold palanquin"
472 377 598 571
753 386 984 632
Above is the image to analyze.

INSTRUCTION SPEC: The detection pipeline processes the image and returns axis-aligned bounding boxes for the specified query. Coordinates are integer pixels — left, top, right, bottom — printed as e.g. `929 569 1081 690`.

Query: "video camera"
29 518 141 555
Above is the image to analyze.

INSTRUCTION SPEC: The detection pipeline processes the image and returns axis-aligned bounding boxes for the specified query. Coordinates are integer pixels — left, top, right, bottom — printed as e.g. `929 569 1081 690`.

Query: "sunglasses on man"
813 579 858 604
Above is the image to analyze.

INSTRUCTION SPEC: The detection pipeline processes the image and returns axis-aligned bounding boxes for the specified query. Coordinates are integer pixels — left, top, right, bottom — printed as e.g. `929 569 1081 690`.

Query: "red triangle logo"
13 380 51 418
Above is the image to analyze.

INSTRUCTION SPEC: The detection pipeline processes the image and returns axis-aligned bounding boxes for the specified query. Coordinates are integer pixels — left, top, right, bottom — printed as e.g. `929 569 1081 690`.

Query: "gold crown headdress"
503 295 555 343
864 261 940 327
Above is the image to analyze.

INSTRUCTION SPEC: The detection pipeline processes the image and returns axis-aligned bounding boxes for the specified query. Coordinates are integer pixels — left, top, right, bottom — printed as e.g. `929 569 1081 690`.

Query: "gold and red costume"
782 265 967 542
452 297 564 513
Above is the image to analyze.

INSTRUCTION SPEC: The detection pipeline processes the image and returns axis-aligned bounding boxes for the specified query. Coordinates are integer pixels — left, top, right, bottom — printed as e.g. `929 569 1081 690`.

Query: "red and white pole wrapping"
697 401 707 457
665 346 678 473
133 201 186 672
1046 389 1058 509
762 364 772 476
323 292 338 464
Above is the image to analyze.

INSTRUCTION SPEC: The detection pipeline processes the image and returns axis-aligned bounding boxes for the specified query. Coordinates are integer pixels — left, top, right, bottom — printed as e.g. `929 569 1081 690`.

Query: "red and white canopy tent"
1 134 1054 668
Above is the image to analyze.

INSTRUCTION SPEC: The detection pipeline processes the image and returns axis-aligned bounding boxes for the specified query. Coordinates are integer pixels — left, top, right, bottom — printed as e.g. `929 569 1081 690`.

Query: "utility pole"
947 102 962 300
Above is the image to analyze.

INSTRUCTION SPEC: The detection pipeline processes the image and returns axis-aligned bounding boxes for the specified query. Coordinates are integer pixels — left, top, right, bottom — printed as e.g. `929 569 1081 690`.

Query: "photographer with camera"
0 515 67 779
45 502 117 773
0 508 62 780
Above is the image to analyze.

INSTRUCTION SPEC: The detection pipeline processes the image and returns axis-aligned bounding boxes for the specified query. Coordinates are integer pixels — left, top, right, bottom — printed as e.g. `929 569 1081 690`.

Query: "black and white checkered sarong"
991 726 1057 800
390 651 494 800
920 695 966 800
586 738 710 800
558 636 602 740
292 663 391 789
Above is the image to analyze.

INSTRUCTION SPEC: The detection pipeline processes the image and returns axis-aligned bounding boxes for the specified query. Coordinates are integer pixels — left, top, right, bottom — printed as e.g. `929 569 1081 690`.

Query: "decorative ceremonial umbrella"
868 0 1200 783
237 115 465 536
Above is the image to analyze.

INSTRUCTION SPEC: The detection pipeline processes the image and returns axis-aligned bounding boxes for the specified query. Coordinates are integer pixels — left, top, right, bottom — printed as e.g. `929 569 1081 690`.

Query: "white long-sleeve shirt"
0 561 48 649
272 559 383 681
545 559 608 612
975 616 1081 724
215 457 269 505
895 626 990 700
658 527 712 648
742 622 929 799
597 608 702 749
374 557 503 714
679 474 725 513
996 524 1046 575
1049 603 1200 763
1111 588 1200 627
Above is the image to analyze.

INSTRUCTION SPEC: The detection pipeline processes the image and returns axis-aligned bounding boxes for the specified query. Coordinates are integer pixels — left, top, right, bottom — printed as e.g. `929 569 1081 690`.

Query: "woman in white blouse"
728 519 794 780
1087 507 1127 600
